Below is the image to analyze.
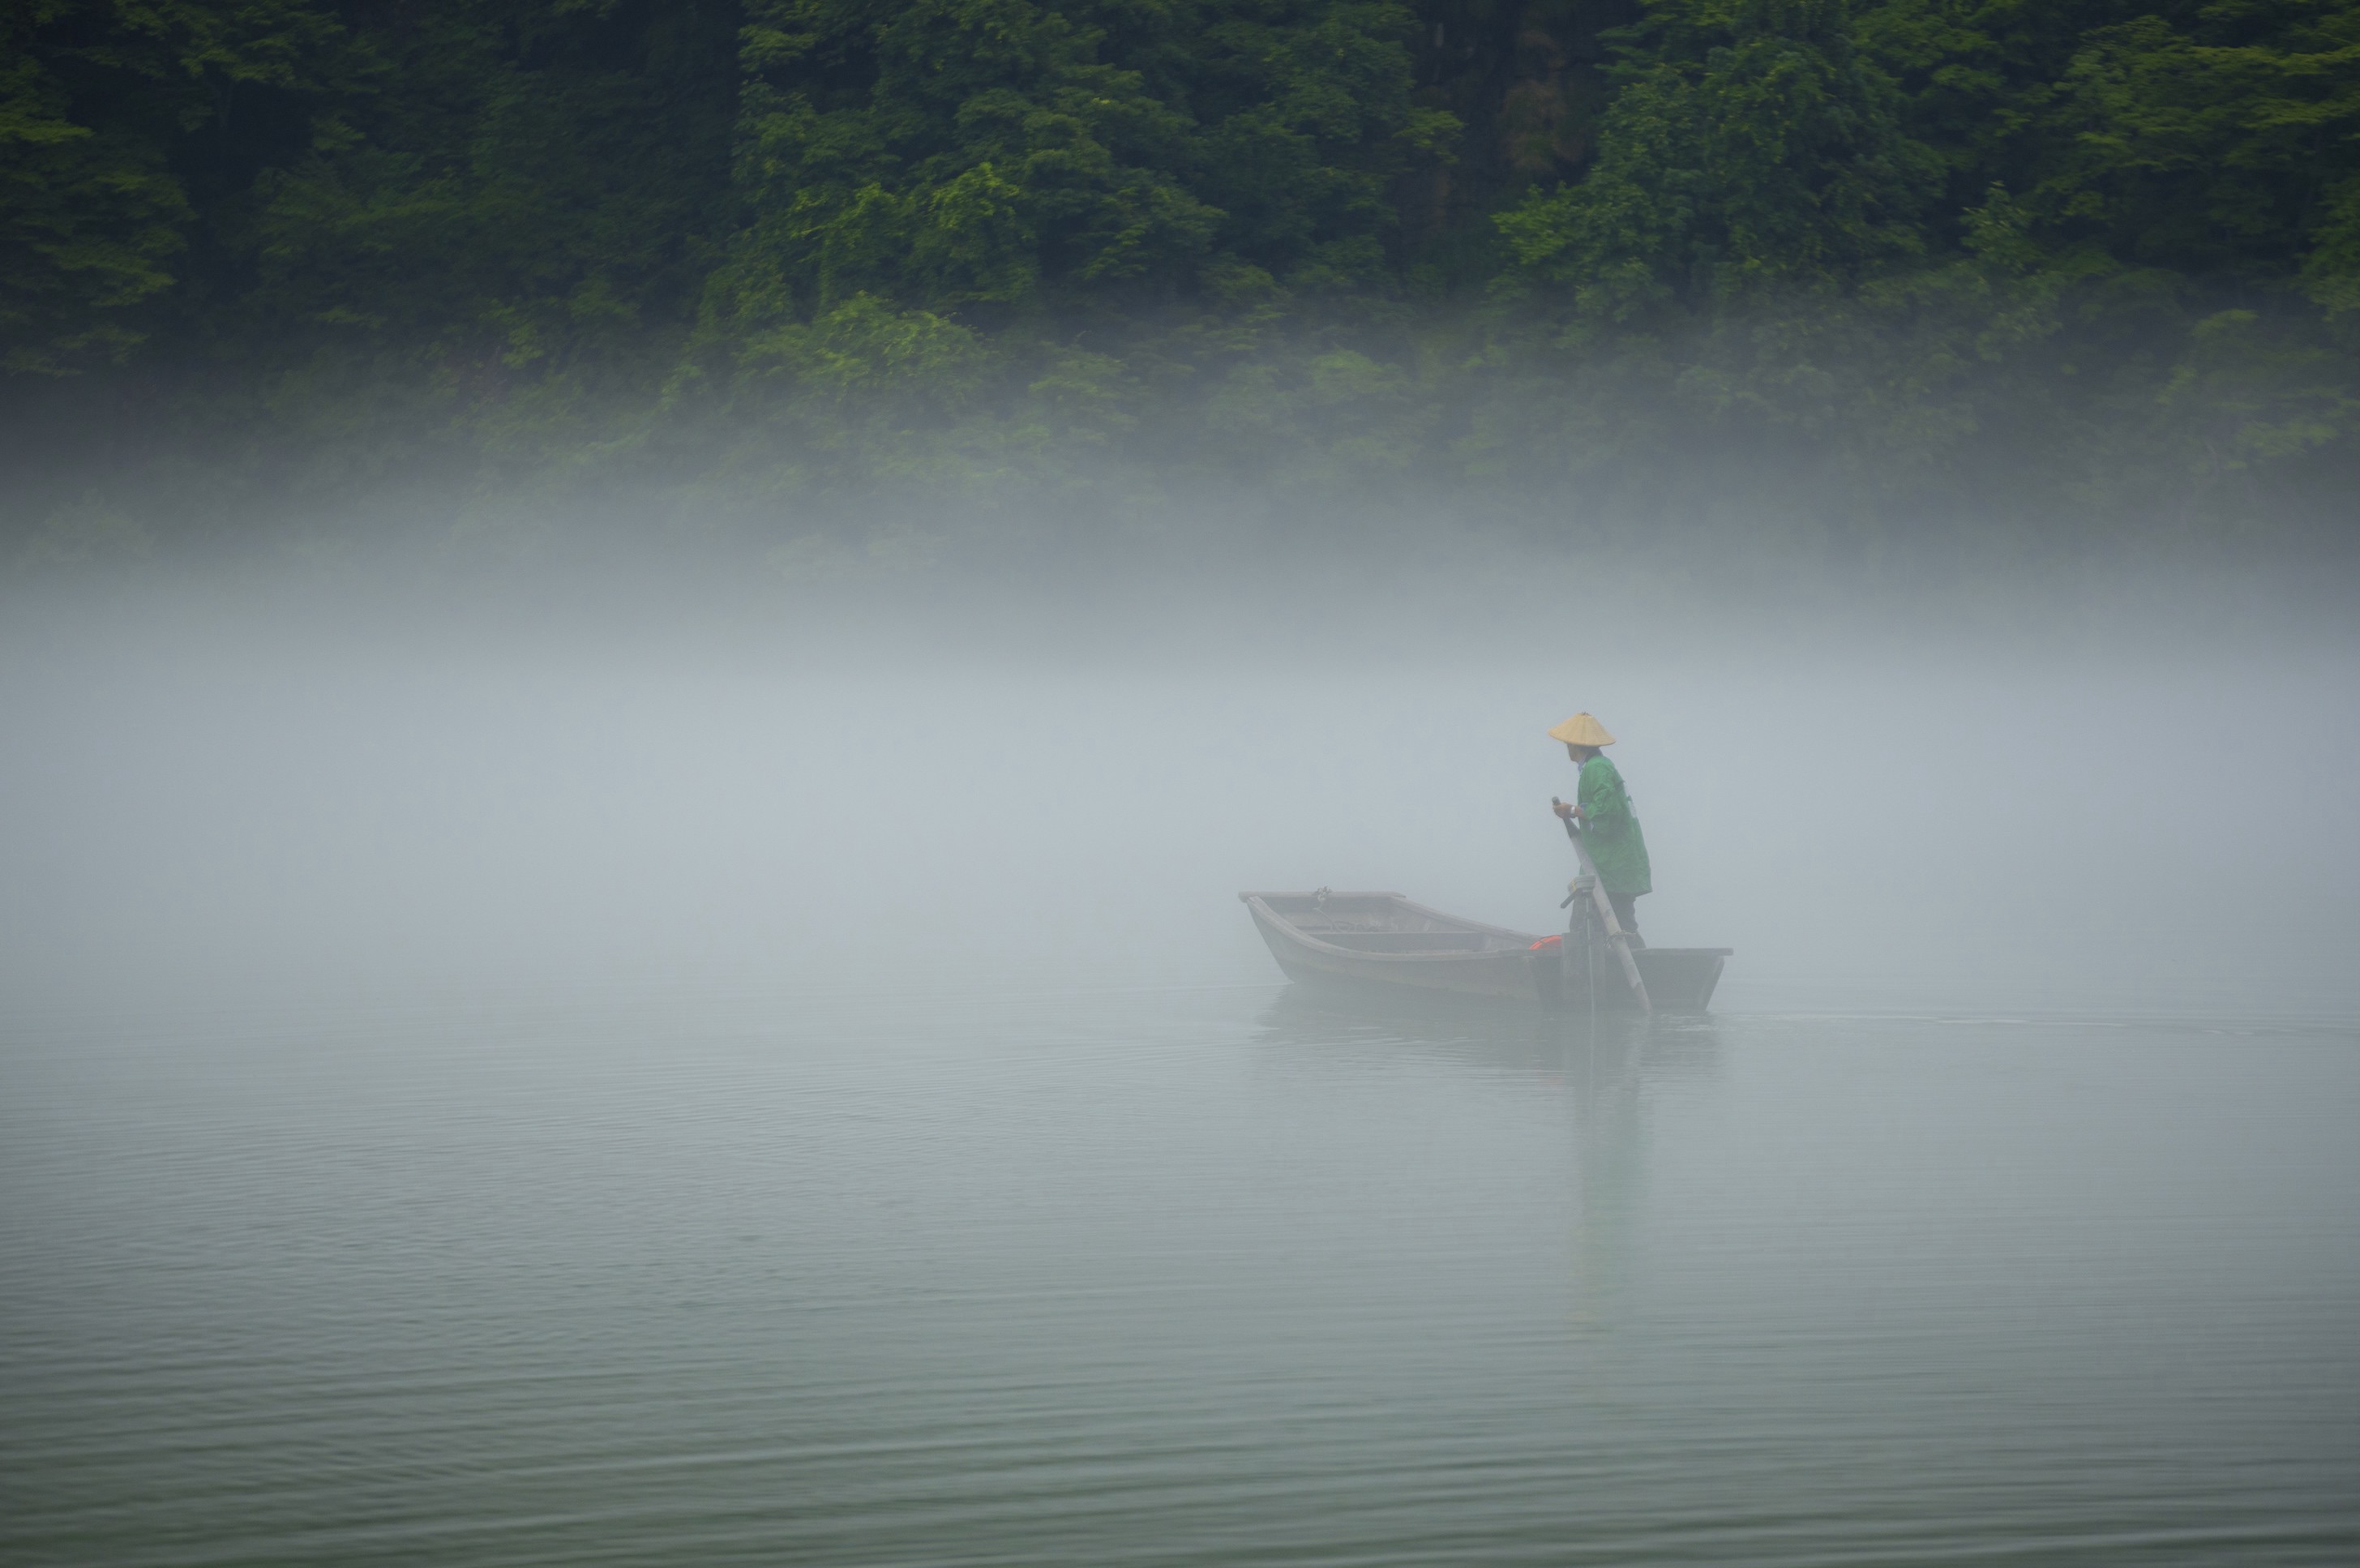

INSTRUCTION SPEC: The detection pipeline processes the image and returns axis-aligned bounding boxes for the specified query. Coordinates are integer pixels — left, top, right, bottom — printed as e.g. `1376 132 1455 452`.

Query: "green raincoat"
1577 754 1652 895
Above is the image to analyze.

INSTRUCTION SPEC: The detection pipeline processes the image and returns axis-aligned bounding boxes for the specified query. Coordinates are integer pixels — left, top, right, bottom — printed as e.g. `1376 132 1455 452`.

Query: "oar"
1553 798 1652 1014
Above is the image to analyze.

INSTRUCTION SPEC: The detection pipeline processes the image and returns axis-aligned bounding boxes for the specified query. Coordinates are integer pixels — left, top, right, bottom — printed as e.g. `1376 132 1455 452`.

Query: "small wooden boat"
1240 889 1730 1013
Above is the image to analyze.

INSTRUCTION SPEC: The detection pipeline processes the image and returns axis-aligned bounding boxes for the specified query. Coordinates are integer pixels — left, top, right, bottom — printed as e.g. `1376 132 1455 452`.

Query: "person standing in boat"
1548 713 1651 945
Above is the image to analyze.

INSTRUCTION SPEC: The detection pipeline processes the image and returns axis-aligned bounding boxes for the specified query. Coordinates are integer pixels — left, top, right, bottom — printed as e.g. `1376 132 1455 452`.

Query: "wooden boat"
1240 889 1731 1013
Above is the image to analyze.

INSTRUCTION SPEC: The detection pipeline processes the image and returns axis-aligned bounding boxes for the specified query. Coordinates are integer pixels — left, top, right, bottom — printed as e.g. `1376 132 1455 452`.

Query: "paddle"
1553 798 1652 1014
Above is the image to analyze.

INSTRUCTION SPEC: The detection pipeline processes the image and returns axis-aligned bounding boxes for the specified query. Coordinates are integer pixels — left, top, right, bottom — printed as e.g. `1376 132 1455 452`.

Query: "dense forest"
4 0 2354 567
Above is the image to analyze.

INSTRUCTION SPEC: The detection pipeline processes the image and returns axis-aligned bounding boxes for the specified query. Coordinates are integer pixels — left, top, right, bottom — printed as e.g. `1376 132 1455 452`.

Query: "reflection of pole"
1566 1019 1647 1335
1555 800 1651 1013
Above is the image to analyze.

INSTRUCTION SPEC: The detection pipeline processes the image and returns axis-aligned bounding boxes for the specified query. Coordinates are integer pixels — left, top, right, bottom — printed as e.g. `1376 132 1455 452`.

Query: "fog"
6 545 2353 1030
6 529 2357 1566
11 0 2358 1544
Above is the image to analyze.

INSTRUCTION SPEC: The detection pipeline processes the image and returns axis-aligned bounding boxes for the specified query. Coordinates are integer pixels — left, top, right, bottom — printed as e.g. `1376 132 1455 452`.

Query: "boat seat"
1316 931 1496 953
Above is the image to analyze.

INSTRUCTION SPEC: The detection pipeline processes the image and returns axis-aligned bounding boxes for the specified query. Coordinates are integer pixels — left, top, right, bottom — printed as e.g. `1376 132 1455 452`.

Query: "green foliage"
1 0 344 371
1497 0 1943 315
2019 0 2354 276
245 2 739 388
711 0 1451 331
0 35 188 373
0 0 2350 555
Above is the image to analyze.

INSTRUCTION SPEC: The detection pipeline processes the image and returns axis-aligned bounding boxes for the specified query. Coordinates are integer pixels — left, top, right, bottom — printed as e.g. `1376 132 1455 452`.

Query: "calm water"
4 982 2355 1566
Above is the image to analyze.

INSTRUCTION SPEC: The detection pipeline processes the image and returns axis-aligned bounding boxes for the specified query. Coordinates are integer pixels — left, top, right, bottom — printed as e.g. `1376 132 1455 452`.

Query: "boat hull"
1241 890 1728 1013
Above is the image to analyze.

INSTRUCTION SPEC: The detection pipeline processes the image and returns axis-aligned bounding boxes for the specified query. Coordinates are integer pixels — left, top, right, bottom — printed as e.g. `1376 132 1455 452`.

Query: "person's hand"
1552 799 1574 820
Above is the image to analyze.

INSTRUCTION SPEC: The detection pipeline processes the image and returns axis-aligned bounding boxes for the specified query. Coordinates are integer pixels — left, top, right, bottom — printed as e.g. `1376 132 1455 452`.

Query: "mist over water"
9 0 2355 1546
3 547 2355 1565
4 554 2354 1019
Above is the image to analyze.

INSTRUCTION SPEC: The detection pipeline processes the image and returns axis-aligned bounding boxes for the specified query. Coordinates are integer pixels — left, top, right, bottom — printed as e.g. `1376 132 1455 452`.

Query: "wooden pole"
1555 799 1651 1013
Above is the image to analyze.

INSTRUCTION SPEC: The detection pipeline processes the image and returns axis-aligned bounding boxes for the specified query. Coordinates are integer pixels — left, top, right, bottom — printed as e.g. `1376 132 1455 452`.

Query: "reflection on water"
3 982 2354 1566
1254 991 1714 1338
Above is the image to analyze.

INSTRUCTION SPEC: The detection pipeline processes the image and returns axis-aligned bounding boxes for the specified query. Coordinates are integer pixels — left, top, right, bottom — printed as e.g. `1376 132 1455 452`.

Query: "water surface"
6 982 2354 1566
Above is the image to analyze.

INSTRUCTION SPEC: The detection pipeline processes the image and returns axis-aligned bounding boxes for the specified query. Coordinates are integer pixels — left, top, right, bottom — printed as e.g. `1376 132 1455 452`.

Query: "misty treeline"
5 0 2354 568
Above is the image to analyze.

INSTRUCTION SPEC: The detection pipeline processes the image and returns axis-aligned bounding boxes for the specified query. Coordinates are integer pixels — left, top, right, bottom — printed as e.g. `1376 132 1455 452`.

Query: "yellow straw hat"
1546 713 1616 747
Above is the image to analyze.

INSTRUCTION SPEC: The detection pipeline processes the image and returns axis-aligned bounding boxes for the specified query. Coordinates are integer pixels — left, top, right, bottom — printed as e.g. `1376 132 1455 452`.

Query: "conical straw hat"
1546 713 1616 747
